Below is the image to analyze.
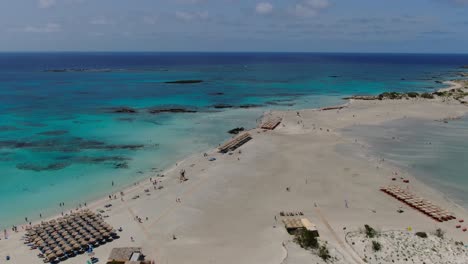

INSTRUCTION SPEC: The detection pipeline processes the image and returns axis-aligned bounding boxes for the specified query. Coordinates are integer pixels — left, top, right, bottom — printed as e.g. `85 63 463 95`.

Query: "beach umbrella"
72 243 81 250
64 246 73 253
55 250 64 257
79 240 88 247
46 253 57 260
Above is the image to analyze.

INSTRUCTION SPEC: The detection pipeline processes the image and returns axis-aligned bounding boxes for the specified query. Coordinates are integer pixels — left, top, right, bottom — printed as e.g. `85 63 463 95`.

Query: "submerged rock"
148 108 197 114
209 92 224 96
228 127 245 134
164 80 203 84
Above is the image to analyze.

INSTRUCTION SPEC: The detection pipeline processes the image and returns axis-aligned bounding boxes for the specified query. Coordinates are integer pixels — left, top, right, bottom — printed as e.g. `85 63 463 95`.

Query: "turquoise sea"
0 52 467 229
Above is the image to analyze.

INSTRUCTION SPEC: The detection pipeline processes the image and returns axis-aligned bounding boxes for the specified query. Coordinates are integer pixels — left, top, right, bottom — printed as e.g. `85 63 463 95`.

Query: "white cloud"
175 11 209 21
143 16 158 25
22 23 61 33
38 0 56 8
90 17 114 25
256 2 273 15
293 0 329 17
304 0 329 9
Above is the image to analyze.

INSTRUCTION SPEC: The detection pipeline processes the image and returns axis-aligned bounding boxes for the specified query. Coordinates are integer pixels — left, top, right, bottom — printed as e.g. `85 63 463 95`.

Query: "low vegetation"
378 92 404 100
420 92 434 99
294 228 319 249
372 240 382 252
318 244 331 261
415 232 428 238
434 228 445 239
293 229 333 261
406 92 419 98
364 224 378 238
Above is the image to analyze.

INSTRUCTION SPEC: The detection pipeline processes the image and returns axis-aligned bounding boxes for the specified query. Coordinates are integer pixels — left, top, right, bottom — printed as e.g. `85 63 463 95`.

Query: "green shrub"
318 244 331 261
364 224 377 238
294 228 319 249
420 93 434 99
372 241 382 251
415 232 427 238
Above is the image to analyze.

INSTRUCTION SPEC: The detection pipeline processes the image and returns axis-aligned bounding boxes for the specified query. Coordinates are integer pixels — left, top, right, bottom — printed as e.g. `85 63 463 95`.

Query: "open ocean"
0 52 467 229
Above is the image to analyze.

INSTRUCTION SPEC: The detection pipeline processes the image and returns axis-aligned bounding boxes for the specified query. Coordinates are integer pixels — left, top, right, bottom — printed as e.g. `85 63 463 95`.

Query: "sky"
0 0 467 53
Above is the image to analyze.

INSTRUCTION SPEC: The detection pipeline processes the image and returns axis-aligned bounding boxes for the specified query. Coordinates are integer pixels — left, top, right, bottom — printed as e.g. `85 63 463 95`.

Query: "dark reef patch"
17 162 71 172
117 117 136 122
238 104 262 109
213 104 233 109
0 137 146 152
209 92 225 96
0 126 19 132
37 130 69 136
148 108 197 114
164 80 203 84
109 107 138 114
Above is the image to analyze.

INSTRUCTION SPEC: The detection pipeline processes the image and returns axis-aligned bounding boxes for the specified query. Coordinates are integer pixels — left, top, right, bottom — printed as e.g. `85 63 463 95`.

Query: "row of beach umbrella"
25 209 118 263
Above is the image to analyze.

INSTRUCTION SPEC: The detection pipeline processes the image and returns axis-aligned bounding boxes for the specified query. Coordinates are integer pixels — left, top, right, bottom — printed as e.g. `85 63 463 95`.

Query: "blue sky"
0 0 467 52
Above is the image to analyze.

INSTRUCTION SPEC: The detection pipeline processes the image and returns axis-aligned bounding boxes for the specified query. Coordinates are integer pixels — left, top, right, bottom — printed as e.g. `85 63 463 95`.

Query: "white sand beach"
1 81 468 264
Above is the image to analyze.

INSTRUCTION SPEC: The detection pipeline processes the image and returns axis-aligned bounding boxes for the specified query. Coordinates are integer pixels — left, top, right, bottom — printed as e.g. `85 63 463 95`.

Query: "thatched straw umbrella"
79 239 88 247
64 246 73 253
36 240 46 247
55 250 64 257
46 253 57 261
72 242 81 250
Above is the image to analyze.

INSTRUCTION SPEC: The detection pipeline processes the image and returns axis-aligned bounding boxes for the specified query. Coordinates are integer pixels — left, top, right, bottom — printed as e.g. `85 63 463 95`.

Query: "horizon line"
0 51 468 55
